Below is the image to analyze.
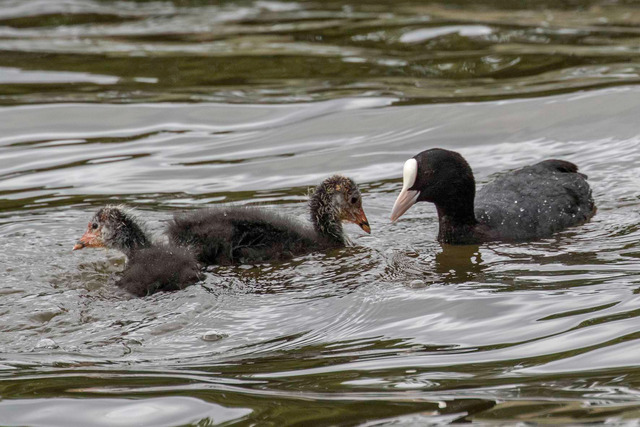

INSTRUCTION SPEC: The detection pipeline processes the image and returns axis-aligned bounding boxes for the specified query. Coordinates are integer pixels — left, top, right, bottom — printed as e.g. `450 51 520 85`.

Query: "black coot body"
169 207 329 265
168 175 371 265
117 245 202 297
73 206 202 296
390 148 596 244
474 159 594 242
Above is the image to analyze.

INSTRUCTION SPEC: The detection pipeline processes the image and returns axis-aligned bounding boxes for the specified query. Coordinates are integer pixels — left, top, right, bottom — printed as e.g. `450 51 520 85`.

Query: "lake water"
1 0 640 425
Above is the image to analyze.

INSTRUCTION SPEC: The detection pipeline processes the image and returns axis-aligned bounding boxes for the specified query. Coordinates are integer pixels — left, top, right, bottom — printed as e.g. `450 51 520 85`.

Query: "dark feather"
117 245 203 297
475 159 595 241
168 206 335 265
168 175 365 265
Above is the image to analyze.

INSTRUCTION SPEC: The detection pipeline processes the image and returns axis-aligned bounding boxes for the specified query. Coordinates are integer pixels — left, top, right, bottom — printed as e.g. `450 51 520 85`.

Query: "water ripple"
2 0 640 424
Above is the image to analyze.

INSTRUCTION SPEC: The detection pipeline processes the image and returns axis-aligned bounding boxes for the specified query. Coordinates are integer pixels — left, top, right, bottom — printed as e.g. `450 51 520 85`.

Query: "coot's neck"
309 187 345 245
435 199 479 245
110 218 151 257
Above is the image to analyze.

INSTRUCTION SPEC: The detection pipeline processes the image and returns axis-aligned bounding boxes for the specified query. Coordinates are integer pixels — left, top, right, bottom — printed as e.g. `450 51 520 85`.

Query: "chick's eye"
91 222 98 230
350 196 358 204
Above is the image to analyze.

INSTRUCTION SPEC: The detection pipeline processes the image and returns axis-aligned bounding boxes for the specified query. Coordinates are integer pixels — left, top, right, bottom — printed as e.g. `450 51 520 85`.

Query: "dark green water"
1 0 640 425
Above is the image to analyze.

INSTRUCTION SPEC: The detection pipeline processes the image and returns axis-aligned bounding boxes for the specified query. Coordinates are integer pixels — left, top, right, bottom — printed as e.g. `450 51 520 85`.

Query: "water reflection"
435 244 484 282
0 397 252 427
1 0 640 104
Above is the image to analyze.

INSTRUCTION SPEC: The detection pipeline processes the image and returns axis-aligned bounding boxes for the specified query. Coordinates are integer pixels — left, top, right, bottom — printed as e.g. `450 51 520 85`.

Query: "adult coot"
168 175 371 265
390 148 596 244
73 206 202 296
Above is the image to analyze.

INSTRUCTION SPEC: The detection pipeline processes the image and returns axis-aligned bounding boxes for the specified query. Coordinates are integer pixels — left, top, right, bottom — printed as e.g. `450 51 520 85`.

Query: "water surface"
1 0 640 425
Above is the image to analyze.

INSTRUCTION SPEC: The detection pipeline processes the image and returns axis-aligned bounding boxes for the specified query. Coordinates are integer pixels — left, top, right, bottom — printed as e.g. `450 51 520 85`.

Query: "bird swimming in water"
73 205 202 296
390 148 596 244
168 175 371 265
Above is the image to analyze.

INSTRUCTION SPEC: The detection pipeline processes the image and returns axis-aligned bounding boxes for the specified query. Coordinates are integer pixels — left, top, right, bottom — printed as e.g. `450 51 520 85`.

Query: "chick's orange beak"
351 206 371 234
72 226 103 251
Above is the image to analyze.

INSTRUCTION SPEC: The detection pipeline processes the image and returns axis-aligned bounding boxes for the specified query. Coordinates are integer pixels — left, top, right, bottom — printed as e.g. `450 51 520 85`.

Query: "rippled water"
2 0 640 425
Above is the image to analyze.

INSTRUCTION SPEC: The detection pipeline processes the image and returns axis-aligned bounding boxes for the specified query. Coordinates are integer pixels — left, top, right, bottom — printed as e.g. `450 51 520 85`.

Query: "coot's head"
73 205 149 254
390 148 475 222
311 175 371 234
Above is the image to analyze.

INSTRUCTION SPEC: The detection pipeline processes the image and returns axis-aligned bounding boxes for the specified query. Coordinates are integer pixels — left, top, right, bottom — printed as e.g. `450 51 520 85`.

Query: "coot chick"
168 175 371 265
73 206 202 297
390 148 595 244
